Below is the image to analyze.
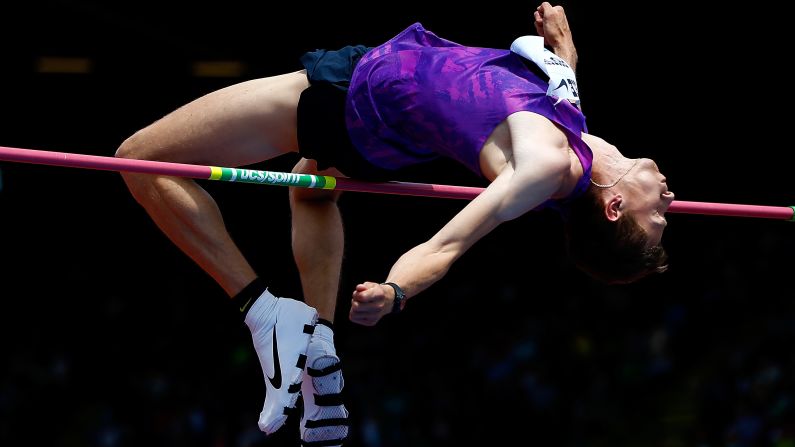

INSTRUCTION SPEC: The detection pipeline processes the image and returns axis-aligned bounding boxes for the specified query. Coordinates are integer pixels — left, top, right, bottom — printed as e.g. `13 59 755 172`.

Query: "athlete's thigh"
126 70 310 167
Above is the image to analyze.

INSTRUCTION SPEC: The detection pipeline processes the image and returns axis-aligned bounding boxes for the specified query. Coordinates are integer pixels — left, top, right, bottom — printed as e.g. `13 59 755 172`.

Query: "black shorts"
296 45 395 181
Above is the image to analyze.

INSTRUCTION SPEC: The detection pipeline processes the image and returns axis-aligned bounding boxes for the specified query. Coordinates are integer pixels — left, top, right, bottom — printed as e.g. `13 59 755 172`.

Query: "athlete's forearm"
383 240 459 302
553 44 577 72
535 3 578 72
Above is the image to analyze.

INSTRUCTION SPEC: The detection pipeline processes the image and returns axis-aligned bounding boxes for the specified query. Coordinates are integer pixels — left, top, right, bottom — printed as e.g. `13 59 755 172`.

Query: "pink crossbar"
1 145 792 221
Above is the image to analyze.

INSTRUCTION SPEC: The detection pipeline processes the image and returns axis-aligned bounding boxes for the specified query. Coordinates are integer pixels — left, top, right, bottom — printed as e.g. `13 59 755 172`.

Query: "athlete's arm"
535 2 582 110
534 2 578 71
350 112 571 326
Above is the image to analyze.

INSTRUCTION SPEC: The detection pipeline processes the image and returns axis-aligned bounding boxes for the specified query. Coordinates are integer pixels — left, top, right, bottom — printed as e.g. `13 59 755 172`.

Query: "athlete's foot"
300 322 350 446
245 289 318 434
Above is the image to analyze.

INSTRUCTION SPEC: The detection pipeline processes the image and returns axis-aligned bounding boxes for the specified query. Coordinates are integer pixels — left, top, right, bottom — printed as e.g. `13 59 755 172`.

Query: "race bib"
510 35 580 105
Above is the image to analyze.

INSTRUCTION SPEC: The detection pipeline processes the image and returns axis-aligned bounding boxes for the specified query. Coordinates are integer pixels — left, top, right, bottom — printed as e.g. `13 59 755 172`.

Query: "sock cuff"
232 277 267 320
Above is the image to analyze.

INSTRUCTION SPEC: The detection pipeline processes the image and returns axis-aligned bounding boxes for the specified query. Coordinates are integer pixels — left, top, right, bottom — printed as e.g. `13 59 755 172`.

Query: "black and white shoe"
300 336 350 446
246 290 318 434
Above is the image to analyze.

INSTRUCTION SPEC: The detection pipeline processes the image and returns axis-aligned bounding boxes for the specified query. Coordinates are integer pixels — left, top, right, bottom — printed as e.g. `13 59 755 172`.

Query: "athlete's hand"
349 282 393 326
534 2 577 69
534 2 570 44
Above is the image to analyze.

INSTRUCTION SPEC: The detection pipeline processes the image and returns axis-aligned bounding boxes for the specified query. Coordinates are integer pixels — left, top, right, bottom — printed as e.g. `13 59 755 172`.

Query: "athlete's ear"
604 194 622 222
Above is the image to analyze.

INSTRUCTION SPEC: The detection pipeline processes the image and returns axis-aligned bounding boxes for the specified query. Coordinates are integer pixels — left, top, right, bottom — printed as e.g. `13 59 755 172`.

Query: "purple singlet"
345 22 593 205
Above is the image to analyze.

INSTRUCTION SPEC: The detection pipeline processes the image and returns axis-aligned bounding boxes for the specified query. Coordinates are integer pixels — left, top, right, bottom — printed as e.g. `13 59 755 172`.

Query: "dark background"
1 1 793 446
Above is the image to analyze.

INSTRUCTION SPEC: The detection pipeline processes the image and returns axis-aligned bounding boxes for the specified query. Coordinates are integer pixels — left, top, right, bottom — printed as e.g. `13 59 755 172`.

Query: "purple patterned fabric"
345 22 593 205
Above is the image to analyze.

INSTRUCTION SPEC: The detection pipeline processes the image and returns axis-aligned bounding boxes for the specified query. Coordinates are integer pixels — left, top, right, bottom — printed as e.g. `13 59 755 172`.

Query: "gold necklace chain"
589 158 641 188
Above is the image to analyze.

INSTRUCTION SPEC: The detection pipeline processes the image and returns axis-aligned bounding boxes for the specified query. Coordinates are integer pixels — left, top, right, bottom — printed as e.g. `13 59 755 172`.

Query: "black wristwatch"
381 282 406 313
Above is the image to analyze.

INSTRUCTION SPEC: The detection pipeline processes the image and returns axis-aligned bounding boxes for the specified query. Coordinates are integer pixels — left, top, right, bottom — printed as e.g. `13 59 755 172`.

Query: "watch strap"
380 282 405 313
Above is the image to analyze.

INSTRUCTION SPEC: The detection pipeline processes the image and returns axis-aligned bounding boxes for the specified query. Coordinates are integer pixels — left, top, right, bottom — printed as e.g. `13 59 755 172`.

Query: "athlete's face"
617 158 675 246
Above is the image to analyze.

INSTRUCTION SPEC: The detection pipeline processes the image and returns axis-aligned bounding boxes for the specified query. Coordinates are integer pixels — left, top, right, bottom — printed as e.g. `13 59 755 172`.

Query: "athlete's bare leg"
116 70 310 296
116 70 319 435
290 158 350 445
290 158 344 322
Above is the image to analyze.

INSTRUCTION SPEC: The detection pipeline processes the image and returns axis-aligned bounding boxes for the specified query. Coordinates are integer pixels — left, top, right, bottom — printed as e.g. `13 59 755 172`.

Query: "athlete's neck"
582 133 634 184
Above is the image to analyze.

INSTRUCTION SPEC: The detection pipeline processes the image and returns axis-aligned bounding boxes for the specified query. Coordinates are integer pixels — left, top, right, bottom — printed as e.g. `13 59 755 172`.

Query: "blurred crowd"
1 191 793 446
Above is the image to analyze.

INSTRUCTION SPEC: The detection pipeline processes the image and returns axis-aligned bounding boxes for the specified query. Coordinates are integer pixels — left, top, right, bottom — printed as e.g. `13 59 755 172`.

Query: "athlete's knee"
290 186 342 204
115 130 148 160
114 130 161 199
289 159 343 203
